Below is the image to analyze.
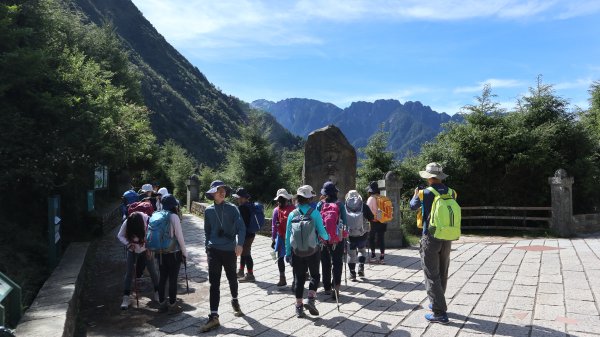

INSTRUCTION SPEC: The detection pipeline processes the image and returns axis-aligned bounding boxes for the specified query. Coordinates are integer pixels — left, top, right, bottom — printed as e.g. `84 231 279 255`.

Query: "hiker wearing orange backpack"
366 181 392 264
317 181 347 300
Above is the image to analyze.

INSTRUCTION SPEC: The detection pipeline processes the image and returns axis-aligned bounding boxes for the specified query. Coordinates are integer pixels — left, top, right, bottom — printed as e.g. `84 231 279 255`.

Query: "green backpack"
427 187 461 241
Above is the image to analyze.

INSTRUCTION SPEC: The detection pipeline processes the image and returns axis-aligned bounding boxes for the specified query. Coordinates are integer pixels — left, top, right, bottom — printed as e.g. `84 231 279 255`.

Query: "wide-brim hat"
205 180 231 200
419 162 448 180
366 181 380 194
273 188 293 200
232 187 251 199
320 181 339 196
141 183 153 192
157 187 169 196
296 185 315 199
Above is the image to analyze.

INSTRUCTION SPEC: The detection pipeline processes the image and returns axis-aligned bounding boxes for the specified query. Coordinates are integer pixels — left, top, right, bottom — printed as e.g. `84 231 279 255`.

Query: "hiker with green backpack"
410 162 461 325
285 185 329 318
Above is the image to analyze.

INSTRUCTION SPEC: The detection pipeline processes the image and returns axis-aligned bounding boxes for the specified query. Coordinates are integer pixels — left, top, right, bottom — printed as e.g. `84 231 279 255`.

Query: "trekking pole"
329 246 340 312
133 253 139 308
344 239 347 286
183 256 189 294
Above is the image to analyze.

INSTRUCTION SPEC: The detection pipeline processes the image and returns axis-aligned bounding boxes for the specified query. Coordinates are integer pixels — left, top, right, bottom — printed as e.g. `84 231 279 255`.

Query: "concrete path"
78 214 600 336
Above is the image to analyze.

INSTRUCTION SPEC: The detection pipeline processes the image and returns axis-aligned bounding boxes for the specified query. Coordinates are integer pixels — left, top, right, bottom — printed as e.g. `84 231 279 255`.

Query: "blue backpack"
121 189 139 218
248 202 265 234
146 211 178 252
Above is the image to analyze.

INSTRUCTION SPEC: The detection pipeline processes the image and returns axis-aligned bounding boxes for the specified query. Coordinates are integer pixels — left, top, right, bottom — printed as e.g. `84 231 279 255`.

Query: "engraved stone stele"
302 125 357 199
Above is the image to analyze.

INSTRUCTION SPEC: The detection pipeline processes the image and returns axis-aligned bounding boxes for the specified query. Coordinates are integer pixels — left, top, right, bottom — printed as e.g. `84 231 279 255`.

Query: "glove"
271 240 275 249
285 255 292 264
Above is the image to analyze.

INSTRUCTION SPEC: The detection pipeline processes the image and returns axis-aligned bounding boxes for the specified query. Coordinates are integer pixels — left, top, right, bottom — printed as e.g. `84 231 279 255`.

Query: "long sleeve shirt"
117 212 187 258
285 204 329 257
271 207 279 240
204 201 246 251
409 183 456 235
117 213 149 253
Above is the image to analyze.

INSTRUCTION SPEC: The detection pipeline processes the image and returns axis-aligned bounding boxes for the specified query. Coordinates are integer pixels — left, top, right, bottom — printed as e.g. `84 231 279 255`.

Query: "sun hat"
366 181 380 194
320 181 339 196
296 185 315 199
419 162 448 180
161 195 179 212
273 188 293 200
205 180 231 200
157 187 169 196
141 183 153 192
232 188 251 199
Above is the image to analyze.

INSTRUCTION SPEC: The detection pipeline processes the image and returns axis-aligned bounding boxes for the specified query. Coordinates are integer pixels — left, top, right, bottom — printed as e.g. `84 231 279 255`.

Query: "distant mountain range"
251 98 463 157
73 0 300 164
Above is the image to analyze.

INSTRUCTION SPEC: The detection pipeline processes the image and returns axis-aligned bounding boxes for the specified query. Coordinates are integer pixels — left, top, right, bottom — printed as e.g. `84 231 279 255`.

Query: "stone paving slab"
77 214 600 336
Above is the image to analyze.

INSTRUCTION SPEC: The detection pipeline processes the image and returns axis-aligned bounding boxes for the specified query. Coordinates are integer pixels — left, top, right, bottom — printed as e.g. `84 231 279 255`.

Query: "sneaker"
239 273 255 283
120 295 130 310
303 297 319 316
154 291 160 302
425 313 449 324
350 272 357 281
158 300 169 313
358 269 365 277
231 299 244 317
237 269 244 278
295 305 305 318
201 314 220 333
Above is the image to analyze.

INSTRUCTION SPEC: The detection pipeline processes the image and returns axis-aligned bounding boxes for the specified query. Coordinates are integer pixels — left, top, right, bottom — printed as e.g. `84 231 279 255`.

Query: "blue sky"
131 0 600 115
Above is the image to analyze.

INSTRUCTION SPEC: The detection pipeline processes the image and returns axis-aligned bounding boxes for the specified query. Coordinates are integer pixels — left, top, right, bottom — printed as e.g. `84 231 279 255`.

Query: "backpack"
320 202 343 244
145 211 179 252
121 190 139 217
248 202 265 234
427 187 461 241
289 208 318 257
375 195 394 223
127 201 154 217
277 205 294 237
345 195 367 237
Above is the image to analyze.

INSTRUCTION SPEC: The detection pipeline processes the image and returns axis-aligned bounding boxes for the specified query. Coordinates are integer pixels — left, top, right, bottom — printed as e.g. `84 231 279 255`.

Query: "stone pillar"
302 125 356 198
379 171 403 248
548 169 574 237
186 174 200 211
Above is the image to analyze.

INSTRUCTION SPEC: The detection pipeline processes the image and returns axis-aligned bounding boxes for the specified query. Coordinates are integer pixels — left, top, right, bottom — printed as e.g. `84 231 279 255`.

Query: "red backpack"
320 202 342 244
127 201 154 217
277 205 295 237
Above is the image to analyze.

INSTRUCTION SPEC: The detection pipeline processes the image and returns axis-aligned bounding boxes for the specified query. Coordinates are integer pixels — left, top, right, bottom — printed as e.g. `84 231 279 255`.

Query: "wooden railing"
461 206 552 231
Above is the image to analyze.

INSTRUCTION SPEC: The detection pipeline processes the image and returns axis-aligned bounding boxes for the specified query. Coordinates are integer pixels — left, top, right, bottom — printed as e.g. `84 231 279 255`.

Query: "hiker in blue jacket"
201 180 246 333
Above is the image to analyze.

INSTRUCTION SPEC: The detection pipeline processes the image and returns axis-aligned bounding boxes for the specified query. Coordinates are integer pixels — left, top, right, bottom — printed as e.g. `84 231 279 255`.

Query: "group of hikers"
117 162 460 332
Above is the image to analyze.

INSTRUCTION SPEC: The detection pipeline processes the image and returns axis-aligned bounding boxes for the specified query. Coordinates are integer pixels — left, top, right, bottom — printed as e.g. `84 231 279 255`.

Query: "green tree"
280 148 304 192
356 128 397 193
156 140 199 202
223 119 282 202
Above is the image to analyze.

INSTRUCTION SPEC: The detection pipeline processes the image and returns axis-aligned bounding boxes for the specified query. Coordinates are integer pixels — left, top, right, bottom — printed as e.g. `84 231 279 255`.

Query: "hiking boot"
120 295 130 310
201 314 220 333
425 313 449 324
350 272 357 281
295 305 305 318
231 299 244 317
276 274 287 287
303 297 319 316
158 300 169 313
239 273 255 283
237 269 244 278
358 265 365 277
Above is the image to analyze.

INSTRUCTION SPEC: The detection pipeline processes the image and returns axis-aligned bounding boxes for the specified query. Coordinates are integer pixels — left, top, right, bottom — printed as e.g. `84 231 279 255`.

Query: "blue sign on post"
48 196 61 269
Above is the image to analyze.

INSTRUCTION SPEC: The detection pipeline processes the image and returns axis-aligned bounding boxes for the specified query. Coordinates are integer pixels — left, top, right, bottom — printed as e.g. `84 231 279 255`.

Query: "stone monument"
185 174 200 211
303 125 356 198
548 168 574 237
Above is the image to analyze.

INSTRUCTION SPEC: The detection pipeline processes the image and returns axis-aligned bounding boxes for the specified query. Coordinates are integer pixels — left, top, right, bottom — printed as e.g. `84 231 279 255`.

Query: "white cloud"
553 78 594 90
131 0 600 55
453 78 525 93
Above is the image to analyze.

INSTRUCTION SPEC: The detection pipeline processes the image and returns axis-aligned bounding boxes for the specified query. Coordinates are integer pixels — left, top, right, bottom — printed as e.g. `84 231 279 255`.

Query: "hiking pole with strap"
133 253 139 308
343 239 347 286
329 245 340 312
183 255 189 294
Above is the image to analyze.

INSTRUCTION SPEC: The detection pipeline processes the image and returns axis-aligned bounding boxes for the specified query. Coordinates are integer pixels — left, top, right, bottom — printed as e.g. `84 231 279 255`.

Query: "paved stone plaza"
78 214 600 336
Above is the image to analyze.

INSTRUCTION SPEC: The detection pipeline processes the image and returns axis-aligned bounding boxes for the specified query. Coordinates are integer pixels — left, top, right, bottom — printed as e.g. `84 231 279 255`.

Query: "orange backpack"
375 196 393 223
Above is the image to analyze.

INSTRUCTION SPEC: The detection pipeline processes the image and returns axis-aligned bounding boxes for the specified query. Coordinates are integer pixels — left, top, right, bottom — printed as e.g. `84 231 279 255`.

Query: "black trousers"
369 222 387 256
292 250 321 299
157 251 182 304
208 247 238 312
321 242 343 290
